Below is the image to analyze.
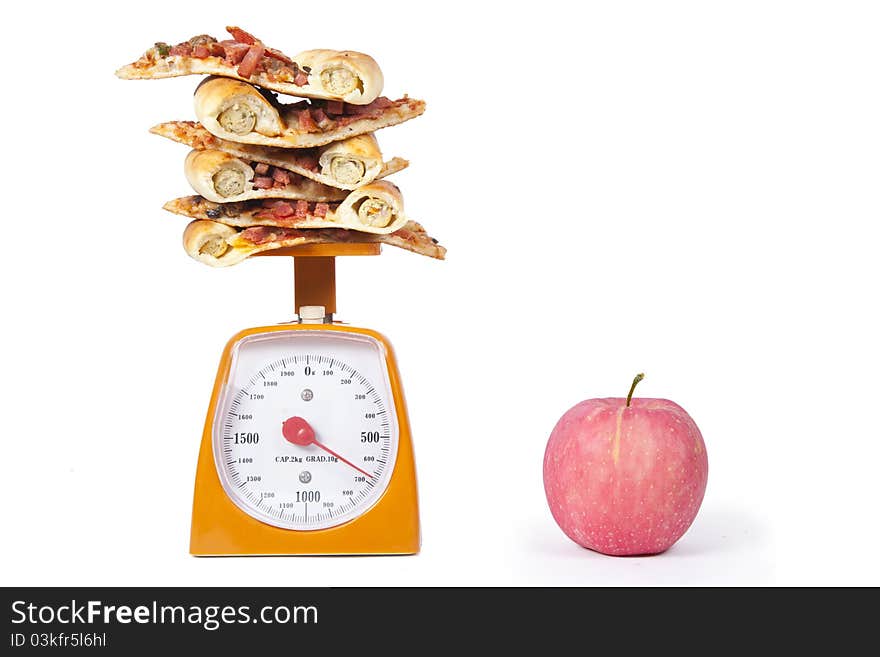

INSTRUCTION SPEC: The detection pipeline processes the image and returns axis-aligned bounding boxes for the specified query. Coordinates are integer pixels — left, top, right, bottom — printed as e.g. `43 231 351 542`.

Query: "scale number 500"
361 431 380 443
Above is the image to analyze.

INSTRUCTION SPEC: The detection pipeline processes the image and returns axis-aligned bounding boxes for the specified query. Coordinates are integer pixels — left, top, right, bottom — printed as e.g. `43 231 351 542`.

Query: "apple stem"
626 373 645 407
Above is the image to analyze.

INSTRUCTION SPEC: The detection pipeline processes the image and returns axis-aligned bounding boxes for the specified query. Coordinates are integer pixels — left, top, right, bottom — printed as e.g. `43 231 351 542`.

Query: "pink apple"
543 374 708 556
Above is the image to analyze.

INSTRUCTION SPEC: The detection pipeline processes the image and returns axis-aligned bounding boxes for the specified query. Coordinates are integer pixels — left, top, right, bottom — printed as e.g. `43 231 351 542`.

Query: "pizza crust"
182 220 246 267
194 77 283 138
194 77 425 149
151 122 408 190
335 181 406 233
182 219 445 267
116 47 383 104
184 149 347 203
293 50 383 105
316 134 384 187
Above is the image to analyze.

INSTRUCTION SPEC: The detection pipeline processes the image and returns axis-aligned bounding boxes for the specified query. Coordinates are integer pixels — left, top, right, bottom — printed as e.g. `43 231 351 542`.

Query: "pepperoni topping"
298 110 319 133
296 152 320 171
237 43 265 78
275 96 401 131
226 26 258 45
270 201 295 218
373 97 395 109
272 168 291 185
155 29 304 84
265 47 294 64
324 100 344 115
242 162 303 191
240 226 276 244
245 200 340 224
342 102 367 115
221 42 250 65
169 43 192 56
311 108 334 131
343 97 394 115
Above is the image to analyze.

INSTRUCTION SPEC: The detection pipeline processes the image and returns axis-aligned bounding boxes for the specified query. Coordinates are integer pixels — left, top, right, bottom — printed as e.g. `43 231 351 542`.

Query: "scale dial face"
213 330 399 531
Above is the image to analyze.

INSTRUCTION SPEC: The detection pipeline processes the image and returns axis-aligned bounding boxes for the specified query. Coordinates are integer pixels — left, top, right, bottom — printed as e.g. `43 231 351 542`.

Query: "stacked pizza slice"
117 26 444 266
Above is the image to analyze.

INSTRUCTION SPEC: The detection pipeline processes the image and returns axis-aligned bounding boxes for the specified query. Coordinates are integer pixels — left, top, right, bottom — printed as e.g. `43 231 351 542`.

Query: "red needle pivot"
282 416 315 446
282 416 374 479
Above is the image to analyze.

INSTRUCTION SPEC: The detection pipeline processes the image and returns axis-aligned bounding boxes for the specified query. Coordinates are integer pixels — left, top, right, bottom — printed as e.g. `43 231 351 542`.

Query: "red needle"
310 440 375 479
282 416 374 479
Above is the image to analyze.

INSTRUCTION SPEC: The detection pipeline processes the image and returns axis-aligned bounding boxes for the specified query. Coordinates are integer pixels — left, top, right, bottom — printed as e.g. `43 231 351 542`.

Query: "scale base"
189 519 420 557
190 495 420 556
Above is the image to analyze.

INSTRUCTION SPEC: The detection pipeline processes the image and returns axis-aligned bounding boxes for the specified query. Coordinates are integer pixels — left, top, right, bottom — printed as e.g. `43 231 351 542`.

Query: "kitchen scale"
190 243 420 555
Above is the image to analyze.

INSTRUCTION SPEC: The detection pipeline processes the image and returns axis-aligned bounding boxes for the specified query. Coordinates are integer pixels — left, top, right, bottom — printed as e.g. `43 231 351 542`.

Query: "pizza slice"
194 76 425 148
184 219 445 267
116 26 383 105
165 180 407 234
184 149 348 203
152 121 408 190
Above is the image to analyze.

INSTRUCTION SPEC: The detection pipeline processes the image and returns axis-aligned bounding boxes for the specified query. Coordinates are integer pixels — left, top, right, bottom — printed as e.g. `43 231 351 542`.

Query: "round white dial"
213 331 399 530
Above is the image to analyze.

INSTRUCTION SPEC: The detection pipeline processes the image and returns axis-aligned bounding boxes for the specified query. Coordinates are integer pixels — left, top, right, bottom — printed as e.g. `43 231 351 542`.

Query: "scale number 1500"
233 432 260 445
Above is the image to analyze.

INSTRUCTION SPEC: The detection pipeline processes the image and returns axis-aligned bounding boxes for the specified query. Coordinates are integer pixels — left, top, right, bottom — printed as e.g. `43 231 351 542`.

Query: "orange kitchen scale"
190 243 419 555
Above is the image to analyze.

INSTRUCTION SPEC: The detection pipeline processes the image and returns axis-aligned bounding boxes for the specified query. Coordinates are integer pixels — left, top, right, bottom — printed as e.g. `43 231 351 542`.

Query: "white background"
2 0 878 586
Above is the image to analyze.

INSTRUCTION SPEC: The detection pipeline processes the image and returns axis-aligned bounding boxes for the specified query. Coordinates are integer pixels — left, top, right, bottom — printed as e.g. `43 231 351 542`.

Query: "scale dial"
213 330 399 531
